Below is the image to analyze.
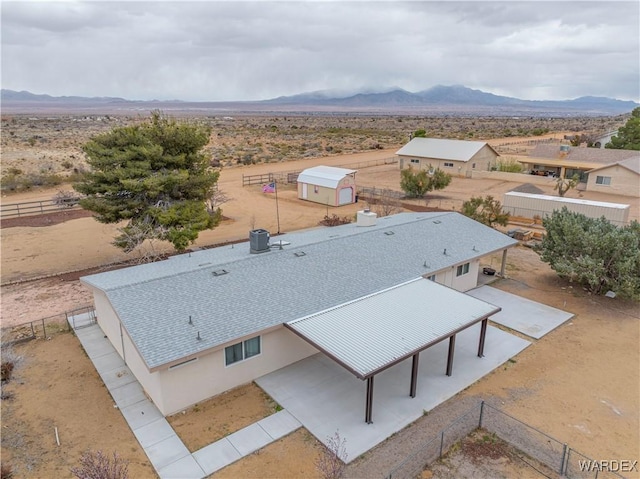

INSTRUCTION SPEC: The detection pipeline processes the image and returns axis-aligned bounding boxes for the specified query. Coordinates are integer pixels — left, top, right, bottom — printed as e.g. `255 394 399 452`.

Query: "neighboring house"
296 165 356 206
522 144 638 182
80 212 517 417
396 138 500 177
586 157 640 197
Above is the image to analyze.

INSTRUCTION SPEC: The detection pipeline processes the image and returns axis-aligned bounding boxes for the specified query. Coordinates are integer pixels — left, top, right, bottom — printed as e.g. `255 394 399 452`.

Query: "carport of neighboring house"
285 277 501 424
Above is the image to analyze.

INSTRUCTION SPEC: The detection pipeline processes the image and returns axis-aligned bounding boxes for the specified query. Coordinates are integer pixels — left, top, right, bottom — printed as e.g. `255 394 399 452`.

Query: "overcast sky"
2 1 639 102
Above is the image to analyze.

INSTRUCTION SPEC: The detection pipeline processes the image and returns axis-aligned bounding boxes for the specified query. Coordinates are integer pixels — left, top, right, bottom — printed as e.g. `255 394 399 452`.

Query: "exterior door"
302 183 308 199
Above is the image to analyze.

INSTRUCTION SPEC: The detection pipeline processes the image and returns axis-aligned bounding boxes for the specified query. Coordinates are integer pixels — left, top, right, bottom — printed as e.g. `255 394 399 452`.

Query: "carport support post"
500 249 508 277
478 318 488 358
446 335 456 376
410 353 419 398
365 376 374 424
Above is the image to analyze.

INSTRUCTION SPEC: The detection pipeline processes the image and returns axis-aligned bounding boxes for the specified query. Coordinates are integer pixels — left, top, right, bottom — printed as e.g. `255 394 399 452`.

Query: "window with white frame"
225 336 261 366
443 162 454 168
410 159 420 164
595 176 611 186
427 274 436 281
472 163 476 169
456 263 470 277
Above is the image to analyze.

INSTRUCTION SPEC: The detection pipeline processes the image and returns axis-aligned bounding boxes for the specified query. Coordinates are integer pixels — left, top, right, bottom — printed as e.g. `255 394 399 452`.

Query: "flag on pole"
262 182 276 193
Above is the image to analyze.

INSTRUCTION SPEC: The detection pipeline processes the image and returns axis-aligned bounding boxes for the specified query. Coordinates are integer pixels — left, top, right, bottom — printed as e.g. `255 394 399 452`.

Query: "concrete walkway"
73 323 301 479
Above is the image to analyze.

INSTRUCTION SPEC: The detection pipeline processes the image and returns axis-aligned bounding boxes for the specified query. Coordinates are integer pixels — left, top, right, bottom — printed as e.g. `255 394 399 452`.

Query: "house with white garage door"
396 137 499 177
297 165 356 206
80 212 517 420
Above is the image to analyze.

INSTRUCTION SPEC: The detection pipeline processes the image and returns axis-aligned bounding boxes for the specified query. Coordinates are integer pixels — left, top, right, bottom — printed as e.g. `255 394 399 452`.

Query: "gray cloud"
2 1 638 102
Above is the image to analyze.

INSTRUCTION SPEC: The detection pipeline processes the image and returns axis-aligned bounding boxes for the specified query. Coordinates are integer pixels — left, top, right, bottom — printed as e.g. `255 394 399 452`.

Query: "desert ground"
1 117 638 478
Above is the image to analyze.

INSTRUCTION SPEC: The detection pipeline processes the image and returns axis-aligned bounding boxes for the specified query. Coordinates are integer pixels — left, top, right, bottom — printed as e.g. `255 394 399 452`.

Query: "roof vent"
249 229 270 254
294 251 306 257
212 269 229 276
357 210 377 227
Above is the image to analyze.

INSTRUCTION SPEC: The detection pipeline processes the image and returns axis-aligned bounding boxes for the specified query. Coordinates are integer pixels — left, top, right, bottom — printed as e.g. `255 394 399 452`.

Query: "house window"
314 185 319 193
225 336 261 366
456 263 470 277
427 274 436 281
472 163 476 169
410 159 420 164
443 162 454 168
595 176 611 186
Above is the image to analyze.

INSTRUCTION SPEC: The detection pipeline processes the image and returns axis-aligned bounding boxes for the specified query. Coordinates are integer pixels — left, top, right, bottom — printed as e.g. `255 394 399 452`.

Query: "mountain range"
2 85 637 116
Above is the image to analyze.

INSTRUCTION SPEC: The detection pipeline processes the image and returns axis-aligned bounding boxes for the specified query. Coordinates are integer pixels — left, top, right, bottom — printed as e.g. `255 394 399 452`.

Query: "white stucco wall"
586 165 640 197
429 259 480 292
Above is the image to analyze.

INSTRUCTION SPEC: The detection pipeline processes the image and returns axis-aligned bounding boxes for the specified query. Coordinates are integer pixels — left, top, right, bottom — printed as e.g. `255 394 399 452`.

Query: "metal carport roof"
286 277 501 423
286 277 500 380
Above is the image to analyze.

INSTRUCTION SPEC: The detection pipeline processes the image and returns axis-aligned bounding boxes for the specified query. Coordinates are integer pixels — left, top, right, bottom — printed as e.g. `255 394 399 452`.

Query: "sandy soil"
1 143 638 479
166 382 279 453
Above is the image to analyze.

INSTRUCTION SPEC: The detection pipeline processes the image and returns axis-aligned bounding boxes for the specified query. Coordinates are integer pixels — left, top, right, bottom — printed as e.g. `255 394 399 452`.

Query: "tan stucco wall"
586 165 640 197
398 145 498 177
157 327 318 415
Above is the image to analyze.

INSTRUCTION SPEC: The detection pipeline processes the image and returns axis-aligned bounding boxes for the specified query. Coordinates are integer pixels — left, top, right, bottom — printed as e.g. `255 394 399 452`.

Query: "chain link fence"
1 305 96 344
386 401 628 479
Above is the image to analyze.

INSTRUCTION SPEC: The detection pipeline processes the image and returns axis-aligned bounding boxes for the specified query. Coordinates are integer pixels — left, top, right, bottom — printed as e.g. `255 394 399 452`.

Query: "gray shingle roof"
587 156 640 175
530 144 639 165
81 212 517 370
395 138 496 162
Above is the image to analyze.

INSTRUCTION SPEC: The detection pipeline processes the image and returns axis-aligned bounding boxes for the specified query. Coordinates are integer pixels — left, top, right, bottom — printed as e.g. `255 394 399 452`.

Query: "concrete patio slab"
121 400 164 430
467 285 574 339
133 418 177 449
227 423 273 456
99 364 138 390
91 350 127 375
109 381 147 409
75 329 115 359
256 323 529 462
144 434 191 471
157 455 205 479
258 410 301 440
193 439 242 476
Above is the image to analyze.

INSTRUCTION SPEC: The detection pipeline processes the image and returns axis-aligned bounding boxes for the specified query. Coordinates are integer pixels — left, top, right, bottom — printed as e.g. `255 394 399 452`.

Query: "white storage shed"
297 166 357 206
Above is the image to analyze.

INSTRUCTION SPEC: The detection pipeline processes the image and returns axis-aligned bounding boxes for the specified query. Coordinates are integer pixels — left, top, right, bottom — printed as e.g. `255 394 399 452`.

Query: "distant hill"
2 86 637 116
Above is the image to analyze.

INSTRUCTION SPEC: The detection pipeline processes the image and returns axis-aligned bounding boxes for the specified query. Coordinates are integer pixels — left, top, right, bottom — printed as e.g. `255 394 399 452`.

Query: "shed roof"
587 156 640 175
297 166 356 188
395 138 496 162
286 278 500 379
81 212 517 370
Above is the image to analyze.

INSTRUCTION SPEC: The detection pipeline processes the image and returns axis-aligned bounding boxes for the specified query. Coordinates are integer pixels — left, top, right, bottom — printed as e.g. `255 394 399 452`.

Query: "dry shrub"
1 463 13 479
319 214 352 227
316 431 348 479
70 450 129 479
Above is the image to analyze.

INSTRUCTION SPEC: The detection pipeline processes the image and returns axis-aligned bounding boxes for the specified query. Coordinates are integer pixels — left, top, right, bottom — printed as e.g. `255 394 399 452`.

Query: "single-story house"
585 156 640 197
396 138 500 177
296 165 356 206
521 144 638 182
80 212 517 420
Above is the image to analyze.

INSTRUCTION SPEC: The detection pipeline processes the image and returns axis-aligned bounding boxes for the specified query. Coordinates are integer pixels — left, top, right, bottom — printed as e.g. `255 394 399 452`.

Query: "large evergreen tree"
537 208 640 299
74 112 221 253
606 107 640 150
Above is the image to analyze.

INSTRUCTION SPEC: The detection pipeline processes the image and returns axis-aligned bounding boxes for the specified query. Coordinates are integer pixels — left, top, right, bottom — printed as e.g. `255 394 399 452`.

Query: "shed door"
338 187 353 205
302 183 308 199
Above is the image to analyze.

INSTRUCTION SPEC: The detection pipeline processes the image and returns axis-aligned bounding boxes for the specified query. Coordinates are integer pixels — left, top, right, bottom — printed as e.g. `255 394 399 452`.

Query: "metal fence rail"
386 401 626 479
0 198 80 219
242 157 398 187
